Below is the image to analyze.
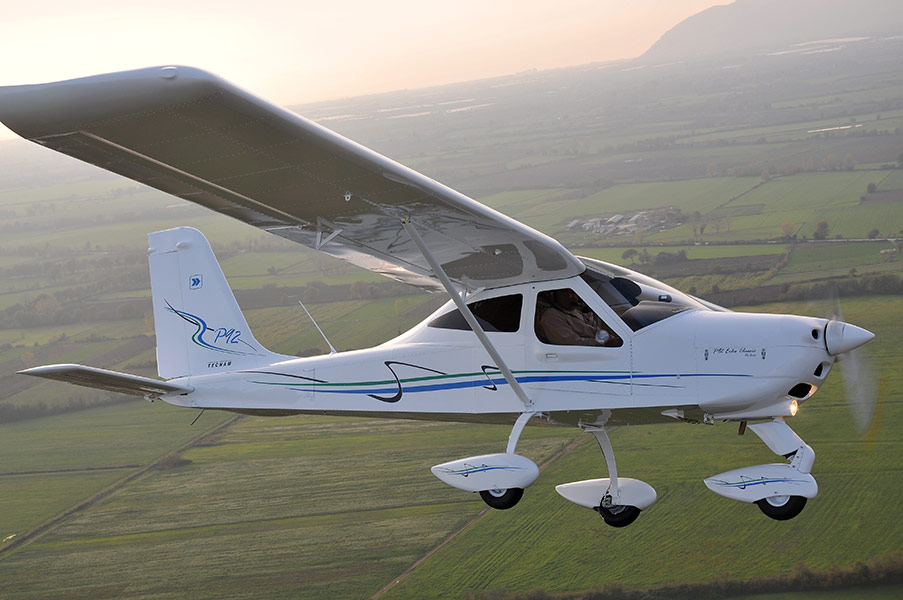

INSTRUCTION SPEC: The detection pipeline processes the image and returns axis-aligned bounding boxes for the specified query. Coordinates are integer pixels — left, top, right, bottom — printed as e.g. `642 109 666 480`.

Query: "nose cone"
825 320 875 356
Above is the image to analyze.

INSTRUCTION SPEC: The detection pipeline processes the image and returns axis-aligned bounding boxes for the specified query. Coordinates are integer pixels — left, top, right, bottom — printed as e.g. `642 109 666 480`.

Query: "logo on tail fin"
164 300 263 356
189 274 203 290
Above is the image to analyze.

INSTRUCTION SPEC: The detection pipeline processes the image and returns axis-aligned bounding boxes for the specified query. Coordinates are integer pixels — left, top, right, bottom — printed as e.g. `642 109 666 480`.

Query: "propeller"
825 285 877 435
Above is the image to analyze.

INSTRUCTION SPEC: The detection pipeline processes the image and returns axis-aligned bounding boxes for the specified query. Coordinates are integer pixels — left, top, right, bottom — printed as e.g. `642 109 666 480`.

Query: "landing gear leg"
588 427 641 528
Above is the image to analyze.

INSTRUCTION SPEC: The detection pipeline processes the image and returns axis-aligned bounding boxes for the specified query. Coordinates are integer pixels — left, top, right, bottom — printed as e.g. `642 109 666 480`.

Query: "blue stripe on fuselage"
280 372 749 395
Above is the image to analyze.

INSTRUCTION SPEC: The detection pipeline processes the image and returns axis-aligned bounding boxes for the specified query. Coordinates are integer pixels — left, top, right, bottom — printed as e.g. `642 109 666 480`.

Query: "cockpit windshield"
578 257 709 331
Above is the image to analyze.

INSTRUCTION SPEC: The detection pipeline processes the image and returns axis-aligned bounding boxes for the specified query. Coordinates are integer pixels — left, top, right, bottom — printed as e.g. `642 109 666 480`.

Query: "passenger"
539 289 616 346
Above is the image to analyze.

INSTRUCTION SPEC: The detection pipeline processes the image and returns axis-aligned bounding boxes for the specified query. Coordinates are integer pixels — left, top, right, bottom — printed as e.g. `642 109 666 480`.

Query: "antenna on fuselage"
298 300 337 354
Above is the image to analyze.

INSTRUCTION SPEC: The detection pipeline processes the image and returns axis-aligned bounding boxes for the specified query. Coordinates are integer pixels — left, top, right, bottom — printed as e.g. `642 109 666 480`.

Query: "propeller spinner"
824 320 874 357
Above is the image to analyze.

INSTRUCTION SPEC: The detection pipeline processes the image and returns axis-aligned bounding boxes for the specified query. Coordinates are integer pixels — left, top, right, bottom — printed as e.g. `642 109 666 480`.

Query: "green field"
0 402 234 537
880 169 903 191
246 295 435 356
478 169 903 247
0 411 578 599
531 177 759 238
773 241 898 284
641 172 898 243
578 244 788 264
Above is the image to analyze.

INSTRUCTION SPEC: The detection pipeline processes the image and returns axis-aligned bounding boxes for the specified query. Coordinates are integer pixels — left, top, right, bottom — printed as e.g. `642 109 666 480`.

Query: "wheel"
597 504 641 528
756 495 807 521
479 487 524 510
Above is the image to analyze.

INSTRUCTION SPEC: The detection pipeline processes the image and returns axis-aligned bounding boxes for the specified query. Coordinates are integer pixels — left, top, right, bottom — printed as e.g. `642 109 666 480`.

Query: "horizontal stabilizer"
18 364 191 397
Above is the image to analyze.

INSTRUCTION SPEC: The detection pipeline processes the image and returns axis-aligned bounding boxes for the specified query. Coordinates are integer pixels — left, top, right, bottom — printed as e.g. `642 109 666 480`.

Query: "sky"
0 1 727 137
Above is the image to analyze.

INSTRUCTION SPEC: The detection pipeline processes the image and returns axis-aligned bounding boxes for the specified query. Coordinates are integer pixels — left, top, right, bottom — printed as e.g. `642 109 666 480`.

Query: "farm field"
578 244 789 263
0 401 234 538
476 167 902 248
483 176 759 237
770 241 901 285
0 413 579 599
245 295 438 357
642 171 901 244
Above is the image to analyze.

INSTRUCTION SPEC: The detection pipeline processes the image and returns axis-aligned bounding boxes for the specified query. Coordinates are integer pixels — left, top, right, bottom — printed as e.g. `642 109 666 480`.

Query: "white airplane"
1 67 876 527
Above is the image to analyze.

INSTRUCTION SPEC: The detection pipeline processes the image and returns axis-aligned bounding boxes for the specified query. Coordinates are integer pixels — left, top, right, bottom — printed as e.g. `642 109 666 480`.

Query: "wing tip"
0 66 225 140
17 363 81 376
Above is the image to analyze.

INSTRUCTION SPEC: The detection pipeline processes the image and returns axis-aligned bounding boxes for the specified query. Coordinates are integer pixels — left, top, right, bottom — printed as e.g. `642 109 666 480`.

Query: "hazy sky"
1 1 726 124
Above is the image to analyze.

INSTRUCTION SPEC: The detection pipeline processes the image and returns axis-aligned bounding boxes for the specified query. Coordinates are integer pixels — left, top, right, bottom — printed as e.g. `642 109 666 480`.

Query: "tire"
479 487 524 510
756 495 807 521
597 504 641 528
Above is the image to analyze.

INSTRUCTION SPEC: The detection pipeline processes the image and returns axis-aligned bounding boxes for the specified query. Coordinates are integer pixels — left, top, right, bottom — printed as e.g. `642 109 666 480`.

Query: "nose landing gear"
704 418 817 521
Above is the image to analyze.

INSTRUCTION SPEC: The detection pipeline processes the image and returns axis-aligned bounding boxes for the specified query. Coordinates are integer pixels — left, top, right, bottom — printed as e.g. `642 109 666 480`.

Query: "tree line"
463 552 902 600
0 278 420 330
705 271 903 308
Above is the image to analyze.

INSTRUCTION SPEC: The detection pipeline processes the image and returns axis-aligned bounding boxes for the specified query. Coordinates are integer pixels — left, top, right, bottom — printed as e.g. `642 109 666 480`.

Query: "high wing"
0 66 583 291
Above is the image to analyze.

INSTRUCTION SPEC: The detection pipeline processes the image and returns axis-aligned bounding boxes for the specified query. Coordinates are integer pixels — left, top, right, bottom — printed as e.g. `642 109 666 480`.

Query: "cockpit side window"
535 288 623 347
428 294 523 332
580 261 702 332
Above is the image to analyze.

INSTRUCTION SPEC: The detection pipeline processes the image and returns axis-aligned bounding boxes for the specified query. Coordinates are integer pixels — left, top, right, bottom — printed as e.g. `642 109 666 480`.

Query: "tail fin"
148 227 289 378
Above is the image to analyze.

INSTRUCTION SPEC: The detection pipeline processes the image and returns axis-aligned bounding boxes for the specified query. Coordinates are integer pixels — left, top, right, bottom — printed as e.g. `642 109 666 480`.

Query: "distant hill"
643 0 903 61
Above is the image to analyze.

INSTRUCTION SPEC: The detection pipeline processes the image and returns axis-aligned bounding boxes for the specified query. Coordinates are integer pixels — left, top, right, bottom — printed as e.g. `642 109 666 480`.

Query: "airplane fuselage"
163 274 835 430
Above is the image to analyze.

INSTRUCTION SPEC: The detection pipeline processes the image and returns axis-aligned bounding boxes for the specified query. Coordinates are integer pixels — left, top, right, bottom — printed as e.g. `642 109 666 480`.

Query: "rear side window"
428 294 523 332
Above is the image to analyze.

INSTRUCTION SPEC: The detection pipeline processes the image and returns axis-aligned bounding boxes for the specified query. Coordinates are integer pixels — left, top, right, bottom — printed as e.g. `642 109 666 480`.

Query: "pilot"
539 289 616 346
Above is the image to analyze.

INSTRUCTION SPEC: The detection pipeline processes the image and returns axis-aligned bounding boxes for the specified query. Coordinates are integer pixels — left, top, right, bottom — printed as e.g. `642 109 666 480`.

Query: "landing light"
710 399 802 421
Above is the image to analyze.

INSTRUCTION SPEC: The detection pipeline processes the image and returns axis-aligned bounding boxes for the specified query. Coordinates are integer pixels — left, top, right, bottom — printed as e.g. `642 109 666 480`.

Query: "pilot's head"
553 289 580 310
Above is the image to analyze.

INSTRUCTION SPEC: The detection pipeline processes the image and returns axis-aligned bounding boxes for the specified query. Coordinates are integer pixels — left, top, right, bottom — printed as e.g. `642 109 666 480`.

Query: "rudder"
148 227 287 378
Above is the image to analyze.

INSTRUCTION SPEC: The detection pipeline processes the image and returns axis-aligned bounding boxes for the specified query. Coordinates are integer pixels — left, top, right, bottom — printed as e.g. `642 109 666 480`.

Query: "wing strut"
402 219 534 413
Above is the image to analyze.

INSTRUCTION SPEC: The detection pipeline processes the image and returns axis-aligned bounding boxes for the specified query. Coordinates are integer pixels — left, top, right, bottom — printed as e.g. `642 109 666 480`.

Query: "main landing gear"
555 427 657 528
430 412 539 510
597 504 642 528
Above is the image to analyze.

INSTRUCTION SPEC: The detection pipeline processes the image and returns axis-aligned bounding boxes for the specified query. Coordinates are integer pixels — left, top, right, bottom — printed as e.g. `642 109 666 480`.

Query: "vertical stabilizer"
148 227 287 378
